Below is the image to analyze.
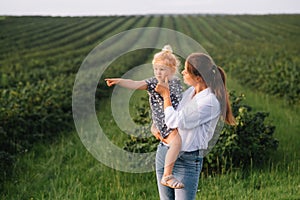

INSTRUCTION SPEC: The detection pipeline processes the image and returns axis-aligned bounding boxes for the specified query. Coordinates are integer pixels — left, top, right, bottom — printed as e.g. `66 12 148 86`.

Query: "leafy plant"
204 91 279 173
0 77 74 184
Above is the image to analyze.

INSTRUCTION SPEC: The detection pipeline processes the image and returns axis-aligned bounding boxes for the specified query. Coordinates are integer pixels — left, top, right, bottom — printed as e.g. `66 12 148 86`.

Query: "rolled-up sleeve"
164 106 179 129
165 94 220 130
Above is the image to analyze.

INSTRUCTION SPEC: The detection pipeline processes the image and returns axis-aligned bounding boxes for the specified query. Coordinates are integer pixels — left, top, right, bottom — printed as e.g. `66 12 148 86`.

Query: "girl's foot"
161 175 184 189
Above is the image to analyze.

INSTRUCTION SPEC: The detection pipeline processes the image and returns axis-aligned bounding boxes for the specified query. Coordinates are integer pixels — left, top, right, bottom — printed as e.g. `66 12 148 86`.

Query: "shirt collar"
192 87 211 98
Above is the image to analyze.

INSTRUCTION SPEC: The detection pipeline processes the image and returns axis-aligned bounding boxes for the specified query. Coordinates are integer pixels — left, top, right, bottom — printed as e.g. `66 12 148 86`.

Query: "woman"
153 53 235 199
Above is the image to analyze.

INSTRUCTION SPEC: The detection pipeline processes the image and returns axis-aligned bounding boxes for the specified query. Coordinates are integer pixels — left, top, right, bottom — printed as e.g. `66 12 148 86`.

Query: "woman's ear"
196 75 204 83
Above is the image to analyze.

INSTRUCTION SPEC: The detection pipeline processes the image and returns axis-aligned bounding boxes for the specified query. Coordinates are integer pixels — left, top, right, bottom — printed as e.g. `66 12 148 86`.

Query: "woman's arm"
105 78 147 90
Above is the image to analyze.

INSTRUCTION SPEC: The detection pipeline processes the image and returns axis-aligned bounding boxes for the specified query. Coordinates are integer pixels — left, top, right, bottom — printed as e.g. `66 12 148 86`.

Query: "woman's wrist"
162 92 170 99
163 93 172 109
163 96 171 102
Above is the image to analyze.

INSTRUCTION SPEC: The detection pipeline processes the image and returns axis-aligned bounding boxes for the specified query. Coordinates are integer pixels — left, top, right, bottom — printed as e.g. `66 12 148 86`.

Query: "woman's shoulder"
195 88 219 104
181 87 194 98
184 86 194 93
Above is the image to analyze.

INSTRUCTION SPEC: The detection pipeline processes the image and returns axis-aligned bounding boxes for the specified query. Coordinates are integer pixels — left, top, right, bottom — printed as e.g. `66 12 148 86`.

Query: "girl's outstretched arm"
105 78 147 90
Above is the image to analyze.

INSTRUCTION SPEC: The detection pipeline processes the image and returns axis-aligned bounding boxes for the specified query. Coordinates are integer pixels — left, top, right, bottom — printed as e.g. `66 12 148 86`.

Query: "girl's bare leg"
163 129 181 176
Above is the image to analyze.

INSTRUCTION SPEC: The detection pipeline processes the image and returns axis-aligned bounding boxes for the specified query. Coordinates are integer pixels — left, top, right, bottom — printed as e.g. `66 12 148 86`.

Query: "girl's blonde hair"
152 45 180 74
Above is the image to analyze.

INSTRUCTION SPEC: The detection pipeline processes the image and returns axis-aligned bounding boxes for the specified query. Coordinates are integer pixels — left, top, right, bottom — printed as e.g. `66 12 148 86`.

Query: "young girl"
105 45 185 189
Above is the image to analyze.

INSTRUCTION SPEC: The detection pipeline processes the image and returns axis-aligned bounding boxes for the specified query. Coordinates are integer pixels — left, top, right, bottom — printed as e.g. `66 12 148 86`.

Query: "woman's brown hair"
186 53 236 125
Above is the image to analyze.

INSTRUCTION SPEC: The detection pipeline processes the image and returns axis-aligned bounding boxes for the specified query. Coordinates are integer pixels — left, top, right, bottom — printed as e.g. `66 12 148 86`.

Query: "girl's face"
181 62 198 86
153 64 173 82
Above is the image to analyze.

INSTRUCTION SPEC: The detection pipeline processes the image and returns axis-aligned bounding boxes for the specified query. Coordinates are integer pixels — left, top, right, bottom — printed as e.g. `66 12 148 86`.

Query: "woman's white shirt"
165 87 221 152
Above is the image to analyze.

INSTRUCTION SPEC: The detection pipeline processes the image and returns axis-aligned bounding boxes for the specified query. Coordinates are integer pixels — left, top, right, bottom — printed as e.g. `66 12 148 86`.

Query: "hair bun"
162 44 173 53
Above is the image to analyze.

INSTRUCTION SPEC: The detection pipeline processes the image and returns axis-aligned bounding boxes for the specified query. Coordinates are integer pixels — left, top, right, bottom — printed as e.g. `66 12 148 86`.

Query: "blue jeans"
156 143 203 200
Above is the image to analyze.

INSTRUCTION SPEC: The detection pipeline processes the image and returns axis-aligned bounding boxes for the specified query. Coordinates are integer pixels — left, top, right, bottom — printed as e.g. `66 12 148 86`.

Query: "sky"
0 0 299 16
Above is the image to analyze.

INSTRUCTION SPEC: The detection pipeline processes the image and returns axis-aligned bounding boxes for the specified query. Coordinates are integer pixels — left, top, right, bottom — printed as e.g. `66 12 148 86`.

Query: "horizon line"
1 12 299 17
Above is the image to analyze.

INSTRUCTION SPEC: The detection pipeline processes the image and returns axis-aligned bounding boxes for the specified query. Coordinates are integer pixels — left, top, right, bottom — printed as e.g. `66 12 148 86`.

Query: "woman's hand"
155 77 170 98
151 124 169 143
151 123 162 141
155 77 172 109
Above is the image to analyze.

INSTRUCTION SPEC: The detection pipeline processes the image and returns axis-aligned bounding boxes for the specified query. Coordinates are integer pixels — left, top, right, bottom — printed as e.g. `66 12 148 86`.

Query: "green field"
1 15 299 199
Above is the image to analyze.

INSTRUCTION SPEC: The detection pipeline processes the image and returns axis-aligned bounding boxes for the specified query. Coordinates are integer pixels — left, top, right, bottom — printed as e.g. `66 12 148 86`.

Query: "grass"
2 133 299 200
1 76 300 199
198 160 300 199
2 133 158 200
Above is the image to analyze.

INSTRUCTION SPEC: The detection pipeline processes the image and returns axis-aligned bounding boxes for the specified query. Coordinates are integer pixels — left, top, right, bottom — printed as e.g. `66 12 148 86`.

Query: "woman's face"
181 62 198 86
153 64 173 82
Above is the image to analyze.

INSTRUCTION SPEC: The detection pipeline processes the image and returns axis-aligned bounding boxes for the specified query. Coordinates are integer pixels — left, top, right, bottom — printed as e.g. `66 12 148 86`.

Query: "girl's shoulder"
170 76 181 82
145 76 158 84
169 76 182 86
169 76 183 94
